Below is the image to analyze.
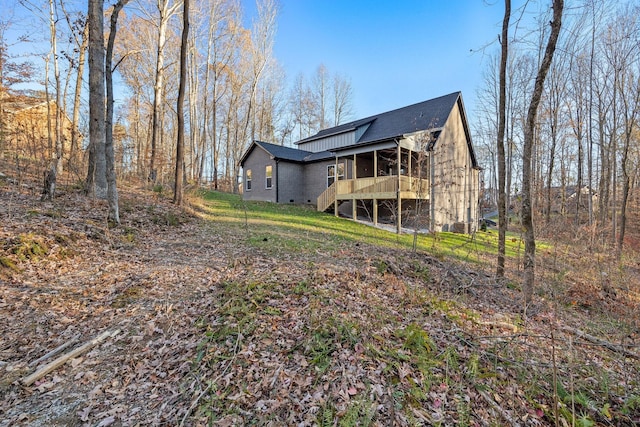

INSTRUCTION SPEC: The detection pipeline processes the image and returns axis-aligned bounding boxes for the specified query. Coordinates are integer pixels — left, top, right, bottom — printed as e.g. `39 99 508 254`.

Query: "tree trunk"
496 0 510 277
174 0 189 206
616 72 640 255
87 0 107 199
48 0 63 175
44 55 53 161
105 0 129 225
546 122 557 224
587 1 596 227
149 0 181 184
187 34 198 183
70 22 89 174
522 0 563 311
575 110 583 224
610 73 618 247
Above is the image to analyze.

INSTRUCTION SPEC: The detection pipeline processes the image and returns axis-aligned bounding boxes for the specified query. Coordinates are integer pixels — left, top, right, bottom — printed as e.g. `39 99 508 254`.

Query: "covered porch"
317 144 431 233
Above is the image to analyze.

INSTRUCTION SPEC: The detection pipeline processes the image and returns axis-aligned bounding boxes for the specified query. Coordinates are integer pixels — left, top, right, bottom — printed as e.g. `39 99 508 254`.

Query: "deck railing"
403 176 430 197
317 176 430 211
316 182 336 212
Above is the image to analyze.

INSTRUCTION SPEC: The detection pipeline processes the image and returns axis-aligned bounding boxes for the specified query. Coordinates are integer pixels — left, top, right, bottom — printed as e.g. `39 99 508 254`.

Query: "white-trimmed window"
246 169 252 191
327 163 344 187
265 165 273 189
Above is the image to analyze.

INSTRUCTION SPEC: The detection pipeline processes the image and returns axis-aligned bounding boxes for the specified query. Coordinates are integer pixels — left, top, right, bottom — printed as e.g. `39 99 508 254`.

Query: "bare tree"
617 69 639 255
59 5 88 174
104 0 131 224
496 0 510 278
566 44 589 224
331 72 354 126
86 0 107 199
203 0 240 188
521 0 564 310
612 7 640 255
411 132 433 252
586 0 606 228
18 0 64 187
174 0 189 205
237 0 278 190
115 12 161 180
289 73 316 140
46 0 62 176
312 63 328 129
149 0 182 184
543 54 569 224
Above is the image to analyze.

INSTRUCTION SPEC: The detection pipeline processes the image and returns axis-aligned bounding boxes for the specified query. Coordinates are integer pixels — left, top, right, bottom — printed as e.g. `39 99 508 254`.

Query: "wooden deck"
317 176 429 212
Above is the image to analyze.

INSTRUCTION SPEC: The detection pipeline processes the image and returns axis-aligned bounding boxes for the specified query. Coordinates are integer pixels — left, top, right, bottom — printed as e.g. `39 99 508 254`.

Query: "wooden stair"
317 183 336 212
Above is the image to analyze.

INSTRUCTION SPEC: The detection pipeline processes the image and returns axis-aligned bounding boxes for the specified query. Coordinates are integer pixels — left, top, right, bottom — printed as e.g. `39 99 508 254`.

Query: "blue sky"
5 0 508 126
264 0 507 121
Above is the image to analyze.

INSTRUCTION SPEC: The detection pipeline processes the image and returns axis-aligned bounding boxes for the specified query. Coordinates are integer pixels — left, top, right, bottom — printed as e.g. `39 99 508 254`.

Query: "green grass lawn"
193 190 534 263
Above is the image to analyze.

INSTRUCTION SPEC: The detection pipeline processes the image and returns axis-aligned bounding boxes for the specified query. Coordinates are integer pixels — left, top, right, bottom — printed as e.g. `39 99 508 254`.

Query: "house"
240 92 481 233
0 92 76 162
543 185 599 215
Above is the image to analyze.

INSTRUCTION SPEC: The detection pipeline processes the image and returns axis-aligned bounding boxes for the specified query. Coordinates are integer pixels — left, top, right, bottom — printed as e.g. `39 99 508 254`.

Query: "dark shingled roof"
241 92 476 167
256 141 310 162
302 151 334 162
298 91 461 146
240 140 332 165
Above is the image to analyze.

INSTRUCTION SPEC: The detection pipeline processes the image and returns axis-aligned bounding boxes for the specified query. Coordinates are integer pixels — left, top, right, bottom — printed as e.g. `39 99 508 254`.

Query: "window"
246 169 252 191
265 165 273 189
327 163 345 187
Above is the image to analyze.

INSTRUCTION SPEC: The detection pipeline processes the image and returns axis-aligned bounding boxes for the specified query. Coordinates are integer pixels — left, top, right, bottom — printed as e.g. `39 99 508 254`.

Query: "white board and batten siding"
430 101 480 233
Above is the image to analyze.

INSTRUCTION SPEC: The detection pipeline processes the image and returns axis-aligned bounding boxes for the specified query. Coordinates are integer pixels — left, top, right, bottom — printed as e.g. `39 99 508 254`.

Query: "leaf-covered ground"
0 174 639 426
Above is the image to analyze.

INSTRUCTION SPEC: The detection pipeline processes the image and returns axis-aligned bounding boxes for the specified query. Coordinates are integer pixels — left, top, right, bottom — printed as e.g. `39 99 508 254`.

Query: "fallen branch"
561 325 639 360
29 334 80 367
22 329 120 386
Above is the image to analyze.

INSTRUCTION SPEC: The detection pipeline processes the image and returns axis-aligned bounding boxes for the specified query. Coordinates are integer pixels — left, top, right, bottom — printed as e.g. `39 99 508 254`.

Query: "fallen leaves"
0 177 639 426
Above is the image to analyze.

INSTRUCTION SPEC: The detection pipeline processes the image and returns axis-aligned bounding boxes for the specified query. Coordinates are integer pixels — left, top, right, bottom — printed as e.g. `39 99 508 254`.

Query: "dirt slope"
1 177 639 426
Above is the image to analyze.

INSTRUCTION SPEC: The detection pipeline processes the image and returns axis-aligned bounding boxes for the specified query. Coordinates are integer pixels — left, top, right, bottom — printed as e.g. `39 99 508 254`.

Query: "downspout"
275 159 279 203
334 155 339 216
374 150 378 225
353 153 357 220
475 167 481 233
430 148 435 231
396 138 401 234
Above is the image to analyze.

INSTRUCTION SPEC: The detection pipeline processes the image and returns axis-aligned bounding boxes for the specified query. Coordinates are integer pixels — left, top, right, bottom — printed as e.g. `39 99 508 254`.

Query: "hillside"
0 171 639 426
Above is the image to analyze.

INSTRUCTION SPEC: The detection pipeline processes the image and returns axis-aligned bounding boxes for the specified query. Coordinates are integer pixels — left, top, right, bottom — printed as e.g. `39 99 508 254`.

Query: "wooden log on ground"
29 334 80 367
561 325 639 360
22 329 120 386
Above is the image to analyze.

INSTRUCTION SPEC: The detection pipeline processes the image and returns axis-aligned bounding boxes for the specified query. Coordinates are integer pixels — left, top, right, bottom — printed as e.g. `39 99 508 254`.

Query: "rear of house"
240 92 480 233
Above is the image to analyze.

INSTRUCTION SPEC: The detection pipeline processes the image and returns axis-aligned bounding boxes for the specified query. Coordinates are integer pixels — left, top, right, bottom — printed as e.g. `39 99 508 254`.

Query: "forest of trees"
474 0 640 257
0 0 354 195
3 4 640 423
1 0 640 274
